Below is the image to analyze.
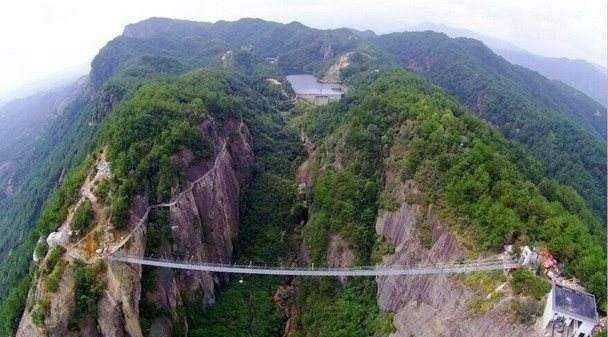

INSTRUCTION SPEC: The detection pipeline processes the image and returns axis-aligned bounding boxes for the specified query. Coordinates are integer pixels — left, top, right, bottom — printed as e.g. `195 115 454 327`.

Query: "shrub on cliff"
71 200 94 237
68 261 105 331
509 268 550 300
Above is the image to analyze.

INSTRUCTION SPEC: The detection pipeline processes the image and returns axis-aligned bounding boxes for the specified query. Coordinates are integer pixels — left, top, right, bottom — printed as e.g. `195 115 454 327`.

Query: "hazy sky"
1 0 606 99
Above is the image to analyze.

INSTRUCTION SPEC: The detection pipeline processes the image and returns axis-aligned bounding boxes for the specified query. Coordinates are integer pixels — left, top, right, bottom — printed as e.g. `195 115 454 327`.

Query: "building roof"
552 283 598 323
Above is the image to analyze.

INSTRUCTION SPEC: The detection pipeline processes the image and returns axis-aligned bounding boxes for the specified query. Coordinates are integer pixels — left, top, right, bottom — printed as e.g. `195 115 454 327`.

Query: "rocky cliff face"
16 168 146 337
376 203 462 312
375 177 541 337
274 283 299 337
321 52 352 83
326 234 354 283
15 118 254 337
139 118 253 336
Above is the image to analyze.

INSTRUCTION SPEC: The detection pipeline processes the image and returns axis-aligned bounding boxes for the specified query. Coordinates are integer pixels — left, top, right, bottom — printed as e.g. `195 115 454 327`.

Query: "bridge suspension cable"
107 254 518 277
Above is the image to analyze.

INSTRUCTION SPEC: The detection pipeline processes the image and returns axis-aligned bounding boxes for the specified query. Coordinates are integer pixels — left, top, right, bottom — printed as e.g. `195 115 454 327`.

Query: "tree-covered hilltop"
371 32 607 218
91 17 372 89
0 38 234 323
295 68 605 313
101 64 297 226
90 17 608 220
129 69 304 337
0 54 302 335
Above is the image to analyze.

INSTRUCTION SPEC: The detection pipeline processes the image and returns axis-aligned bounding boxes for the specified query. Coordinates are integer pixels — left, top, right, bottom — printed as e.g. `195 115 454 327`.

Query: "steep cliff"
15 117 254 337
15 148 145 337
359 73 567 335
140 119 253 336
375 181 539 337
288 68 604 337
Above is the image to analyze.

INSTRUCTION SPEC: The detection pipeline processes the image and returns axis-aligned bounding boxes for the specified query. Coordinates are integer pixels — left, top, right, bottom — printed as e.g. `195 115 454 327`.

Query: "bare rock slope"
143 119 253 335
375 181 541 337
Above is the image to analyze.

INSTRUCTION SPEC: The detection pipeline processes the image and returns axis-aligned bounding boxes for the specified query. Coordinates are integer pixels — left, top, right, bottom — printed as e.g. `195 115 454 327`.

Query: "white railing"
107 254 518 277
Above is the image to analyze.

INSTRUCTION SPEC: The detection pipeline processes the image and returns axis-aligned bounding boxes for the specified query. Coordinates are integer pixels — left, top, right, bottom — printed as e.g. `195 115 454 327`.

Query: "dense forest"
290 67 605 310
0 17 605 337
92 18 608 222
371 32 607 219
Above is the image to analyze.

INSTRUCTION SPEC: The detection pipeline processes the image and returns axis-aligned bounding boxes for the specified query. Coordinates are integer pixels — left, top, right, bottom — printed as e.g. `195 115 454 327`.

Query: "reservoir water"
285 74 343 96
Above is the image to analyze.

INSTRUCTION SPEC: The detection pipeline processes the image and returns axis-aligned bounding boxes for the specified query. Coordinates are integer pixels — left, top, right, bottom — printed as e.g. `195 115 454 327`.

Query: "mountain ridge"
409 22 607 107
0 16 605 337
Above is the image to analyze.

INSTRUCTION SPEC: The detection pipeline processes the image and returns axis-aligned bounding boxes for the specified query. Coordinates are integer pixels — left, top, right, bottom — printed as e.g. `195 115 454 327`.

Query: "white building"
542 283 598 337
519 245 538 267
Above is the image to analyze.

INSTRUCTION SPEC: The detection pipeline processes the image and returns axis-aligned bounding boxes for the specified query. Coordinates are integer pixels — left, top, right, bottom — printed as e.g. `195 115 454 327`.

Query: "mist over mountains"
412 23 607 107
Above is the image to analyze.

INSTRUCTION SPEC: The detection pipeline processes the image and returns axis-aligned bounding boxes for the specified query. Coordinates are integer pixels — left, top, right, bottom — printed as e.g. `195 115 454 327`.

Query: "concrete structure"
542 283 598 337
286 74 343 105
519 245 539 267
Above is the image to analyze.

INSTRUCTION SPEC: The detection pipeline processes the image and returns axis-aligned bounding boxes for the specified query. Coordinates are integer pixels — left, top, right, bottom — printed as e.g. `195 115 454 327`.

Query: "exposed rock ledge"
143 118 254 336
326 234 354 283
375 203 540 337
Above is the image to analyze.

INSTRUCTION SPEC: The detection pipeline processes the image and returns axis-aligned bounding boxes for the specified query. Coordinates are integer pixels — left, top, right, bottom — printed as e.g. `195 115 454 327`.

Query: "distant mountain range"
0 65 88 106
411 23 607 106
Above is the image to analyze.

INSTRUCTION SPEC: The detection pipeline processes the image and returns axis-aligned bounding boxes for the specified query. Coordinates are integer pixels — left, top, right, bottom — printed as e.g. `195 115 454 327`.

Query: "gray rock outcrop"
375 202 541 337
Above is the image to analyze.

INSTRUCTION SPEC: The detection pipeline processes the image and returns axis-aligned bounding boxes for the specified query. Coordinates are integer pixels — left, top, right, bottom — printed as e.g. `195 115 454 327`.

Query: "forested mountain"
496 49 607 107
90 17 370 89
0 80 85 201
100 17 608 219
0 17 605 337
410 23 608 107
0 77 95 304
90 19 608 221
371 32 607 219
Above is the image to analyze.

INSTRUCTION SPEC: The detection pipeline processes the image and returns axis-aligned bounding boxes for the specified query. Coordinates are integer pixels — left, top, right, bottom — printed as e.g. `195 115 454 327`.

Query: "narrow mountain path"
107 141 228 254
62 151 111 260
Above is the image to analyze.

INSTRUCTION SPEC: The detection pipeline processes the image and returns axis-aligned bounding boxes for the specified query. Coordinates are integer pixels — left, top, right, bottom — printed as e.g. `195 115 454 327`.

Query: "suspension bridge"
107 254 519 277
100 139 520 277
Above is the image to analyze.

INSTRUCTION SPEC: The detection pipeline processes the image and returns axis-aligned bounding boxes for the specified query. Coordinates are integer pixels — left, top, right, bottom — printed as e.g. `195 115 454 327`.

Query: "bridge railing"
106 253 517 277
